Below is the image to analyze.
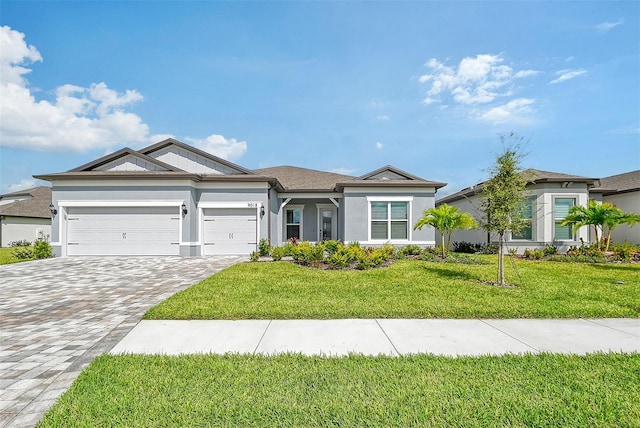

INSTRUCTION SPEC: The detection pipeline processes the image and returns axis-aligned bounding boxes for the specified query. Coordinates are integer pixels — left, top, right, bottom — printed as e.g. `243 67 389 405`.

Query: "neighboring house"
35 138 446 257
436 169 598 253
0 186 52 247
590 170 640 244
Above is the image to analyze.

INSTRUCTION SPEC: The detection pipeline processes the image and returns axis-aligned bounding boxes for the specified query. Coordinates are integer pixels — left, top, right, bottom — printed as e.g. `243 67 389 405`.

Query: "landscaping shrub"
399 244 422 257
290 242 325 266
523 248 545 260
258 239 271 257
452 241 483 254
270 246 285 261
12 246 33 260
543 244 558 256
9 239 31 247
477 243 500 255
323 240 342 255
249 251 260 262
32 239 52 259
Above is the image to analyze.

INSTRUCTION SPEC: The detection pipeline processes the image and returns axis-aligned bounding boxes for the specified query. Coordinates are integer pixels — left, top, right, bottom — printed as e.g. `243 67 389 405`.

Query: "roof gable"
70 148 178 172
359 165 423 181
140 138 253 176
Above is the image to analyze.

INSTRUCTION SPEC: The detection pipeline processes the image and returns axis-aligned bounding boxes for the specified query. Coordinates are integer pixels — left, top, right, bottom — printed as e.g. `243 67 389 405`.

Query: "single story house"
0 186 52 247
35 138 446 257
590 170 640 244
436 169 599 253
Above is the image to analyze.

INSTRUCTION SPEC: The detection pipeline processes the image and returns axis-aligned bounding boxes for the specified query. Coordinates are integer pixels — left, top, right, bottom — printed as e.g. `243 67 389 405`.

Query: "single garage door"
66 207 180 256
203 208 257 255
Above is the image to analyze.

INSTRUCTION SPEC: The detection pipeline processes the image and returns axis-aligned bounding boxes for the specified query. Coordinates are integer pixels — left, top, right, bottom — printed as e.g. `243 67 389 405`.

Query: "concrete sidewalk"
110 318 640 357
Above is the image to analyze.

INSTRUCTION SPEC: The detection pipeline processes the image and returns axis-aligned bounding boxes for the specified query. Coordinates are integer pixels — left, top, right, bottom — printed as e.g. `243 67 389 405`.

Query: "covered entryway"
202 208 258 255
66 207 181 256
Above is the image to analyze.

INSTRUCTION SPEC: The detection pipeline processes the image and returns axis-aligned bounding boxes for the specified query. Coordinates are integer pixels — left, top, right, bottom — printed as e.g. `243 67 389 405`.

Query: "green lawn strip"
39 353 640 427
144 259 640 319
0 247 32 265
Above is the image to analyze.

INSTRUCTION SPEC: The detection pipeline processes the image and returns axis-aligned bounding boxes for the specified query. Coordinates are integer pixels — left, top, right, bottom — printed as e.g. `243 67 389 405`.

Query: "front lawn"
39 353 640 427
145 258 640 319
0 247 31 265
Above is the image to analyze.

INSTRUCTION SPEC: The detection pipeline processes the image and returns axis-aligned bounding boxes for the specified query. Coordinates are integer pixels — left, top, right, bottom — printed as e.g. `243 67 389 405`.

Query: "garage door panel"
66 207 180 256
203 208 257 256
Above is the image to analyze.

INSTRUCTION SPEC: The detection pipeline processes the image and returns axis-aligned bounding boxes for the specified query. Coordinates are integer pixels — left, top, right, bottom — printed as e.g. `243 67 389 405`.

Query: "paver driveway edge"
0 256 245 428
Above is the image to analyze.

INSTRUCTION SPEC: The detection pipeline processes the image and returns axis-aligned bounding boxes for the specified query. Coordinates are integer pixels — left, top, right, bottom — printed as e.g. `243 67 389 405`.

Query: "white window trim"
367 198 413 242
553 196 577 241
284 205 304 241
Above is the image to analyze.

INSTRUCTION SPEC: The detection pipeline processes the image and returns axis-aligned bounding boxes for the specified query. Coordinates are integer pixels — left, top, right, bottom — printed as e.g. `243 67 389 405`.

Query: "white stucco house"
0 186 52 247
35 138 446 257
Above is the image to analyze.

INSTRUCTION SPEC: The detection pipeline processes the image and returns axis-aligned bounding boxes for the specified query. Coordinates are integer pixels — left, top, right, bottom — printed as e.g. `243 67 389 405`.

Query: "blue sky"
1 1 638 196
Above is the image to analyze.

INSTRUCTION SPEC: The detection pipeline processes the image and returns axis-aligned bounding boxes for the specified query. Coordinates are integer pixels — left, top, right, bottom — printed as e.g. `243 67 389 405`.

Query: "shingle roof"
254 165 447 192
254 166 355 191
591 170 640 195
0 186 52 219
437 168 598 204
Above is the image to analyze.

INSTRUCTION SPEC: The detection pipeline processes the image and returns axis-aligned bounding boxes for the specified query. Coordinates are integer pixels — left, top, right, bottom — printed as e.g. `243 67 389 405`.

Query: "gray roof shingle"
591 170 640 195
437 168 598 204
0 187 52 219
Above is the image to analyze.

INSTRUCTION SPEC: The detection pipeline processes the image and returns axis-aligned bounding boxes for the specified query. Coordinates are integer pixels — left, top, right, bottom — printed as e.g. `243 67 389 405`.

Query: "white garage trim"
56 201 186 256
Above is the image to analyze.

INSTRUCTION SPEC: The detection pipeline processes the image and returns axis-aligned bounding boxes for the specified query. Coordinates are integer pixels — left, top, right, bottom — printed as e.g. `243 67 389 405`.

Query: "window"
370 201 409 240
285 207 302 240
512 198 534 240
554 198 575 240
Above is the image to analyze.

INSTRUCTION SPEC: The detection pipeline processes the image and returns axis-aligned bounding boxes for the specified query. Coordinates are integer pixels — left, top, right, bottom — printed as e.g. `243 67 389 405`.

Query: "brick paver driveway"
0 256 244 428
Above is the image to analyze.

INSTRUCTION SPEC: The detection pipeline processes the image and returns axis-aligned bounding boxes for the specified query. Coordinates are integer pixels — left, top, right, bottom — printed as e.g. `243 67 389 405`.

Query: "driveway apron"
0 256 244 428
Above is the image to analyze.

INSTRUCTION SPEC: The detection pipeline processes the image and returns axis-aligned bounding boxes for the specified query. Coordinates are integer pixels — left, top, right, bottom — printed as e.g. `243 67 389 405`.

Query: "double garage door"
65 206 258 256
66 207 180 256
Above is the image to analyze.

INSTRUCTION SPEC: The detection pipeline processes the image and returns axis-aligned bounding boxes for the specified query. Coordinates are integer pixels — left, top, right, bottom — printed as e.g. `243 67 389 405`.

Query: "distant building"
0 186 52 247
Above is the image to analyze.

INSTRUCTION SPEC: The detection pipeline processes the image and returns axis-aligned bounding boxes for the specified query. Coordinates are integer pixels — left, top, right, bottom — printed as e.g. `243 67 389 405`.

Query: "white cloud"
185 134 247 161
0 26 169 152
550 69 587 84
4 178 37 193
376 115 390 121
594 19 623 33
419 54 538 106
376 142 383 149
480 98 536 124
329 168 357 176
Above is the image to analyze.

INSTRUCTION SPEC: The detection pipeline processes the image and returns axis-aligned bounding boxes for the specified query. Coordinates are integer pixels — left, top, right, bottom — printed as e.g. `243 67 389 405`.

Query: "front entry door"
320 209 334 241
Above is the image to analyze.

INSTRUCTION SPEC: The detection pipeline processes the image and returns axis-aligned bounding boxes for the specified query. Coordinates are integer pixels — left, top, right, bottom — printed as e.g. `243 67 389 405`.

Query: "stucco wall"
0 217 51 247
604 191 640 244
342 188 437 246
51 182 269 256
438 182 591 253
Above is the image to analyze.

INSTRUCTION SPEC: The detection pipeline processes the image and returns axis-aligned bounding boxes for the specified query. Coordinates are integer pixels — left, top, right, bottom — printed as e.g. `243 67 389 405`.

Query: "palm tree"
561 200 640 251
414 204 478 256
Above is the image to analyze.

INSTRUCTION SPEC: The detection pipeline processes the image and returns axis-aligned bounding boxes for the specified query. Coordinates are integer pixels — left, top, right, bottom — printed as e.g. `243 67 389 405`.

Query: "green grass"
39 353 640 427
0 247 32 265
145 258 640 319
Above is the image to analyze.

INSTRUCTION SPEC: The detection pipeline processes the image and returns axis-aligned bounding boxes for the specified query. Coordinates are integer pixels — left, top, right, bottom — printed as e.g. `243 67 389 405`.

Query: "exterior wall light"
49 203 58 217
181 203 188 216
260 205 265 218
